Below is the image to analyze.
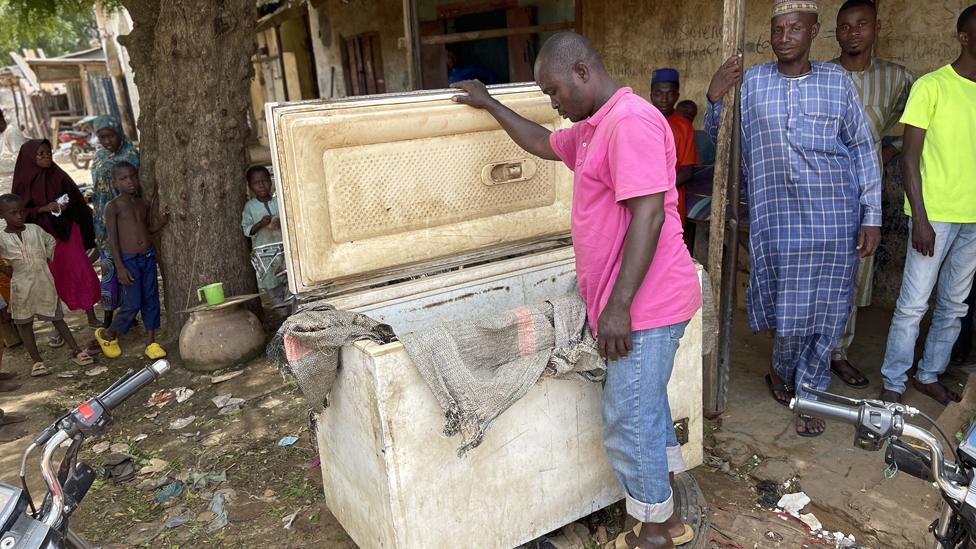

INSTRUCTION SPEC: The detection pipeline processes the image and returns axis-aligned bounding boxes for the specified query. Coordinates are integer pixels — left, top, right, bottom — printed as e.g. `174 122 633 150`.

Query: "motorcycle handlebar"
790 398 861 425
97 360 170 411
791 395 969 504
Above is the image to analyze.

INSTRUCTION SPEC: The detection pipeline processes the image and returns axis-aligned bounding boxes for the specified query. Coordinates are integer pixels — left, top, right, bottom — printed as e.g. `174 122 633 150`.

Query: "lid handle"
481 158 537 186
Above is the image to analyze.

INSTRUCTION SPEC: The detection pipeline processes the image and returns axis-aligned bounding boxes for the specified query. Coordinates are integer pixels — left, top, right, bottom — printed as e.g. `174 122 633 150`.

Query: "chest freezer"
266 85 703 549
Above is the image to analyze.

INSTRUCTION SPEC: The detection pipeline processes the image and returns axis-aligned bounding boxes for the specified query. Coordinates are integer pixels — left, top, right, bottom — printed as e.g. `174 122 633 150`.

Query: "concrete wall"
583 0 965 308
308 0 410 98
583 0 962 120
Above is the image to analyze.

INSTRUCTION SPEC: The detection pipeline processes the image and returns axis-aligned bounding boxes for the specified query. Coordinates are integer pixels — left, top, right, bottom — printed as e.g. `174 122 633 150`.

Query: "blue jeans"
882 221 976 393
602 321 688 523
108 247 161 335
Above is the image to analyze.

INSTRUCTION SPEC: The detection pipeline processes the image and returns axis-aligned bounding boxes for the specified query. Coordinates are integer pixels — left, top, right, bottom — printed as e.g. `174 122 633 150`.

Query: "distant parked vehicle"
57 116 97 170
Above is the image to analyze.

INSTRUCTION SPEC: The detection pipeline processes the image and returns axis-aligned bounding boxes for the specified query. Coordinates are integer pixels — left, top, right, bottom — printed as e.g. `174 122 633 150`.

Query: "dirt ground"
0 302 908 549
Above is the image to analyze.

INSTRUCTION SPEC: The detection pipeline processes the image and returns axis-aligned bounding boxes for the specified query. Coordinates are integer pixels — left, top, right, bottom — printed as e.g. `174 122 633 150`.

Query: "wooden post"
95 1 137 139
703 0 745 417
402 0 422 90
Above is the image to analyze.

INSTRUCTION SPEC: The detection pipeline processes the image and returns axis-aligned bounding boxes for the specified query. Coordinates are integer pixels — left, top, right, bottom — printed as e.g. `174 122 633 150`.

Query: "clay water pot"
179 294 265 371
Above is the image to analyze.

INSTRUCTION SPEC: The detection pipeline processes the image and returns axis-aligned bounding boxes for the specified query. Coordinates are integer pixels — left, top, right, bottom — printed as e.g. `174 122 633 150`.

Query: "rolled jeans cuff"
667 445 686 473
626 490 674 523
915 371 940 385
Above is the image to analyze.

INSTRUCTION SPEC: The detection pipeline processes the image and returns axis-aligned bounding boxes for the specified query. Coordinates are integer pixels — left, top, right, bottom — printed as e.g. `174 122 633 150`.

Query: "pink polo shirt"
550 87 702 335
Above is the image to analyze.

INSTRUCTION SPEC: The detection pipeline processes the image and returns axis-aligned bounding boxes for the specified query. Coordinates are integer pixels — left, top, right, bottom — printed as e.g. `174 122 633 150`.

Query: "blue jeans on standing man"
602 320 688 523
881 221 976 394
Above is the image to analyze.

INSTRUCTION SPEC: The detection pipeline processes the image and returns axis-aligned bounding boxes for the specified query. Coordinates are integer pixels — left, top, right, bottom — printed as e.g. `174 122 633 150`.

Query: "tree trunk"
120 0 258 339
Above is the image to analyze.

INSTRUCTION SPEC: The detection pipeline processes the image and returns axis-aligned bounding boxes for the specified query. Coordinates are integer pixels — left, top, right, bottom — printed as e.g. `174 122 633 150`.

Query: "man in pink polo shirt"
453 32 702 549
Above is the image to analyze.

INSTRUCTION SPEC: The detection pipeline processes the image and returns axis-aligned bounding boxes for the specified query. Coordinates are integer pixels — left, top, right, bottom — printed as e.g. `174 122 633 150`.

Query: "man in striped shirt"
827 0 915 389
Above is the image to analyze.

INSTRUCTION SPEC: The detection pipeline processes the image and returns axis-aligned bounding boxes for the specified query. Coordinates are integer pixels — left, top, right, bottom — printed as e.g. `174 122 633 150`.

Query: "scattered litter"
282 506 303 530
144 411 160 420
155 480 185 503
277 435 299 447
210 371 244 384
86 366 108 377
168 416 196 430
91 441 111 454
174 387 195 403
206 489 236 532
144 390 176 408
212 394 246 415
188 470 227 490
133 433 148 442
307 459 320 469
165 514 190 529
56 371 76 379
139 458 170 476
254 488 276 502
755 479 780 508
104 453 135 483
776 491 811 515
136 477 168 492
218 403 244 416
212 394 245 408
799 512 822 532
109 442 129 454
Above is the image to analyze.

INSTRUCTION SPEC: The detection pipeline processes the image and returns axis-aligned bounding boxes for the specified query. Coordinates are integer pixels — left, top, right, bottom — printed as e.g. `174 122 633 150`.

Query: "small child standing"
241 165 288 308
94 162 169 359
0 194 94 376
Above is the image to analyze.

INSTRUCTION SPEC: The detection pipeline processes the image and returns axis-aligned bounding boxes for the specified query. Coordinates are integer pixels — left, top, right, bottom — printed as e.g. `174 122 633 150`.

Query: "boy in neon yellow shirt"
880 4 976 404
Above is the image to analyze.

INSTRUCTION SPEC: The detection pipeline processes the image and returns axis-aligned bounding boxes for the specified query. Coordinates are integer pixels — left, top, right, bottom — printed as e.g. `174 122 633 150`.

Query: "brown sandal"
30 362 50 377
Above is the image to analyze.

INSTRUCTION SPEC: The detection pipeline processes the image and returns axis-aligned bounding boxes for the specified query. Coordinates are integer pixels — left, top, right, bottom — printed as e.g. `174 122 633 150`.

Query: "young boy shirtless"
94 162 169 359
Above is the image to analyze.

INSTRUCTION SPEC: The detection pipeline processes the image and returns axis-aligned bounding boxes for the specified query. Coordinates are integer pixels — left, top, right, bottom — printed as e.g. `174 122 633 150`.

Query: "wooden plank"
420 19 448 89
283 52 302 101
506 7 535 83
436 0 516 19
361 34 377 95
703 0 745 417
420 22 575 46
369 33 387 93
402 0 422 90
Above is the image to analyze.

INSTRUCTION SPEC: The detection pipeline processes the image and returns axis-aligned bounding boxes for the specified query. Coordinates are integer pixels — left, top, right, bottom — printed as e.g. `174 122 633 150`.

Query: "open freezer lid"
266 84 573 294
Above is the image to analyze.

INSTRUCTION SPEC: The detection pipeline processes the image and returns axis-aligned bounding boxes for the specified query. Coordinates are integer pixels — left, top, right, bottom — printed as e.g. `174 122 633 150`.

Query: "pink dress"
48 224 100 311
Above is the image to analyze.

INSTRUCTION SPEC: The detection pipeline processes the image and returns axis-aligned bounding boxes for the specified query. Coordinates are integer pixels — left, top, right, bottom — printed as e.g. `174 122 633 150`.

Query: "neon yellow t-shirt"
899 64 976 223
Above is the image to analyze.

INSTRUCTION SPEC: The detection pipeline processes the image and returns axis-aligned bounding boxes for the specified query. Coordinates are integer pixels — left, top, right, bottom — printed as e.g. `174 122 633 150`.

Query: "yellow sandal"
94 328 122 359
144 342 167 360
605 523 695 549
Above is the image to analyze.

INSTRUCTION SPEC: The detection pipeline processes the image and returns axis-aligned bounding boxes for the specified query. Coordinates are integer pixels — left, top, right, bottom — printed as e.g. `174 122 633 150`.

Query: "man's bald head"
535 32 604 79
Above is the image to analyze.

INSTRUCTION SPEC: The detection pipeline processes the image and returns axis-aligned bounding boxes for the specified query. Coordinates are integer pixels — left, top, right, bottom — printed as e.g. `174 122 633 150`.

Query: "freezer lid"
266 84 573 294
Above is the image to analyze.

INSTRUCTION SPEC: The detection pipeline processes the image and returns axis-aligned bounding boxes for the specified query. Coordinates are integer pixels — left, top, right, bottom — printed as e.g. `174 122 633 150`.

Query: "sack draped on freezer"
267 303 395 410
399 288 606 457
268 289 605 457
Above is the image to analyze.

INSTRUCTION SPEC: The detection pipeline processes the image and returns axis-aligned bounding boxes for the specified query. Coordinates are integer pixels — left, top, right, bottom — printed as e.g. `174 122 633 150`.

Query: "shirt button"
582 142 588 147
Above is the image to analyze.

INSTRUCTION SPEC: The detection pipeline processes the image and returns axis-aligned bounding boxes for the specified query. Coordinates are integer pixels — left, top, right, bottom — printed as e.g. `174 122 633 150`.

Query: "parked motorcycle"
793 386 976 549
57 117 97 170
0 360 170 548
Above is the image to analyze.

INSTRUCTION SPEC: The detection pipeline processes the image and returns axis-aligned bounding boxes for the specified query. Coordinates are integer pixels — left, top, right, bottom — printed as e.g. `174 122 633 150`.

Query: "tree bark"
120 0 258 339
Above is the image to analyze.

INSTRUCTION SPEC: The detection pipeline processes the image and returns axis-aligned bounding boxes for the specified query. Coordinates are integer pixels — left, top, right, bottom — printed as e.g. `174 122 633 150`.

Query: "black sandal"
796 415 825 438
830 360 869 389
765 374 794 407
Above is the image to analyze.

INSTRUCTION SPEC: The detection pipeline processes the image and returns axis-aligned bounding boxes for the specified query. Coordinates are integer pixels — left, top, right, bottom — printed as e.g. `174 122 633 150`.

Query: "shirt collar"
584 87 632 127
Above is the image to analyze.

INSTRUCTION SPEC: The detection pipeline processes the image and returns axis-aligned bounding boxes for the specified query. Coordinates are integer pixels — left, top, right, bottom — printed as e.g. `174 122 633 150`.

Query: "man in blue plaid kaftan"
705 2 881 436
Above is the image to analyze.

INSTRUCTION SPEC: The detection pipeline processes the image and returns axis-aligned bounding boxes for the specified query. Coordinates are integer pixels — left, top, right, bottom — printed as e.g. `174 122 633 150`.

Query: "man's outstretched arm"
452 80 560 161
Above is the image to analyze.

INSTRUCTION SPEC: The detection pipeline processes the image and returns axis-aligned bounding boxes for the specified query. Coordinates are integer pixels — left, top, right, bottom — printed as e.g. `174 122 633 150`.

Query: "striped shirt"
829 58 915 147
